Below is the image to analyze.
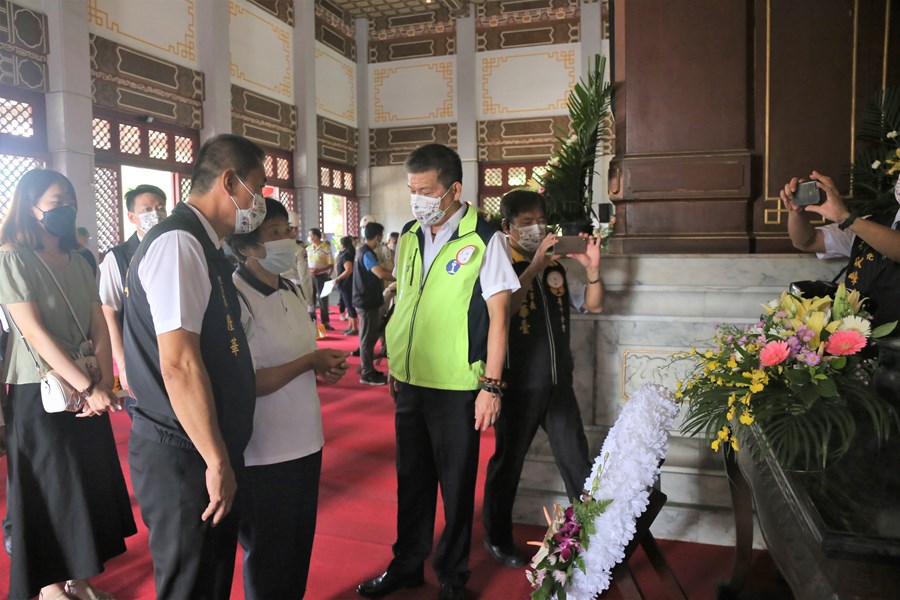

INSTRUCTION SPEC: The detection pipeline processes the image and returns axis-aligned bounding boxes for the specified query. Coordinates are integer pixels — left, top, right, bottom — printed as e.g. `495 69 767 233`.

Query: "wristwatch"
838 211 859 231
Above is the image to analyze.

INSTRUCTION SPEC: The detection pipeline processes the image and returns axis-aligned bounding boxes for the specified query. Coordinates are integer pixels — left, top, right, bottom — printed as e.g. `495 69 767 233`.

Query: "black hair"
404 144 462 190
340 235 354 252
308 227 322 239
189 134 265 196
0 169 80 251
225 197 288 262
125 184 167 212
389 231 399 242
76 226 89 237
364 222 384 241
500 189 546 223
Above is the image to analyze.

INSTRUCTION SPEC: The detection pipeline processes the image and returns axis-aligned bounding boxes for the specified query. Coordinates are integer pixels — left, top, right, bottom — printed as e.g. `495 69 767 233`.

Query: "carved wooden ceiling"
321 0 479 19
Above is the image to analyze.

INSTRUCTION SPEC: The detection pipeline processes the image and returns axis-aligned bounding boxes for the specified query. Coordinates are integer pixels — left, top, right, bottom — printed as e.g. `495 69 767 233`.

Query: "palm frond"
849 86 900 217
535 55 614 224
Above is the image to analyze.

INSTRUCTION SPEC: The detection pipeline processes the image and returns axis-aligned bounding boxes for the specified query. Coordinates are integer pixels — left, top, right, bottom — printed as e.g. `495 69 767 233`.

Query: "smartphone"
793 180 825 206
552 236 588 255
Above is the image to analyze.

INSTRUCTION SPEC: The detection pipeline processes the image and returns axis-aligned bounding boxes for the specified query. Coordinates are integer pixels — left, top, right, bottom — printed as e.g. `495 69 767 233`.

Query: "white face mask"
136 210 164 235
411 187 453 226
257 238 297 275
231 177 267 234
894 176 900 205
511 223 545 252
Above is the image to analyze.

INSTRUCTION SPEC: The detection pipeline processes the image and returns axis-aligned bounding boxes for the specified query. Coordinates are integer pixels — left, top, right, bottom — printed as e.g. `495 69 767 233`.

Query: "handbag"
7 251 101 413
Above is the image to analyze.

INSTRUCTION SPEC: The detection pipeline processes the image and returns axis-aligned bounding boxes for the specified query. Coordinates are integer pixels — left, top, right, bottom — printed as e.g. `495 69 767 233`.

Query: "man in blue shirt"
352 222 395 385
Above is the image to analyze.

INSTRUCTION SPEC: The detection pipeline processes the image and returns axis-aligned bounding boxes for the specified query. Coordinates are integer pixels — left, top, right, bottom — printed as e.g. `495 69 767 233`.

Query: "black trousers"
240 451 322 600
358 306 381 376
483 382 591 545
389 383 480 586
339 283 357 318
129 433 242 600
312 273 331 324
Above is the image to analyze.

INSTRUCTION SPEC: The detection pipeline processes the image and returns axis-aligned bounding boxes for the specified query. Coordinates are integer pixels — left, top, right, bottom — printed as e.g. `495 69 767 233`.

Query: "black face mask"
36 205 77 238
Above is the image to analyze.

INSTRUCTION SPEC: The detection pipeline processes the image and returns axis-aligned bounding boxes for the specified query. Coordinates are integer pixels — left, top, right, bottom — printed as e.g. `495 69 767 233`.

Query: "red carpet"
0 310 773 599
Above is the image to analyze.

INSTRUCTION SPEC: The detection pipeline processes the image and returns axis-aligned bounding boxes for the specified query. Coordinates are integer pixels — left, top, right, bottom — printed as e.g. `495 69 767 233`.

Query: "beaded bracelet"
479 376 507 396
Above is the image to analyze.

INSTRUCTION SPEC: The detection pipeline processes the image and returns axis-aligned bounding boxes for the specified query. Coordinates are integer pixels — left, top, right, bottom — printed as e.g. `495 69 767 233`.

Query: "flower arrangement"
676 284 898 470
528 54 614 227
527 385 677 600
526 476 611 600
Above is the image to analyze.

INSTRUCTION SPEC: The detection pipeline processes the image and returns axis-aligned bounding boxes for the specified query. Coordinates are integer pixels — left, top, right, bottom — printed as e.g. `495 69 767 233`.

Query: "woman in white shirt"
226 198 349 599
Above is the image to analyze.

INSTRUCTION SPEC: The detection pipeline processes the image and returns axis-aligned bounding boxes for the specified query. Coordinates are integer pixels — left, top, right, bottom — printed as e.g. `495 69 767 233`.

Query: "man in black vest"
99 184 167 401
353 221 395 385
781 170 900 334
124 134 266 599
483 190 603 567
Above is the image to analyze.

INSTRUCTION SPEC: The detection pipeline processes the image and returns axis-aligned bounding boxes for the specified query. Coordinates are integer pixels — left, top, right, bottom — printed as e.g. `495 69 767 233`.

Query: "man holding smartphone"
780 170 900 333
482 189 604 567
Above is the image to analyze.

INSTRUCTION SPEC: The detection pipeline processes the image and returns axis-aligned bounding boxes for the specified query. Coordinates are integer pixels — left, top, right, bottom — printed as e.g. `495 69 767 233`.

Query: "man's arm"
101 305 127 389
157 329 234 526
844 217 900 263
371 264 396 282
474 290 510 432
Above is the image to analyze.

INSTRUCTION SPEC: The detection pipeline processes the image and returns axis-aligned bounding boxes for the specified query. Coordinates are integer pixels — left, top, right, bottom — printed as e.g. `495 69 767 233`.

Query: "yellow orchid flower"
739 410 754 425
805 311 826 347
780 293 801 318
711 439 721 452
730 436 740 451
802 296 832 314
726 406 736 421
847 288 864 313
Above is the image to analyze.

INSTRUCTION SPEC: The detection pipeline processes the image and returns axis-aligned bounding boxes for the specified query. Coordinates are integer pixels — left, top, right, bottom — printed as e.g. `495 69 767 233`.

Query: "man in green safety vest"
356 144 520 600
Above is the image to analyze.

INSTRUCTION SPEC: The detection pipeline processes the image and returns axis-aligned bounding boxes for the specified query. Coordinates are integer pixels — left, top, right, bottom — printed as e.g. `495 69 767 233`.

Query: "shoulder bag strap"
30 249 90 345
2 307 47 378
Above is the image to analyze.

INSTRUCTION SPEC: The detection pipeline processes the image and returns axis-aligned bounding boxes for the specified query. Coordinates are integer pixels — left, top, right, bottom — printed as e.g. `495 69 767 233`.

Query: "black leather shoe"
438 583 466 600
356 569 424 597
483 539 526 568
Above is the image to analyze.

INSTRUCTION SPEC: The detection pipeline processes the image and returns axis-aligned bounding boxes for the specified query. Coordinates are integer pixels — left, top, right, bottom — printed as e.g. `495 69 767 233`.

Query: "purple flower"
774 311 787 319
805 352 821 366
555 536 580 562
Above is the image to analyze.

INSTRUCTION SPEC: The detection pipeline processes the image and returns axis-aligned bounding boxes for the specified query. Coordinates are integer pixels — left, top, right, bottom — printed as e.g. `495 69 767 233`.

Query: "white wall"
369 165 412 235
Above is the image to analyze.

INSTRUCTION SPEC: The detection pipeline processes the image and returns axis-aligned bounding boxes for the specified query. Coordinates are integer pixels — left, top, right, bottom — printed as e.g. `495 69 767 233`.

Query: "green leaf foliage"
535 54 614 225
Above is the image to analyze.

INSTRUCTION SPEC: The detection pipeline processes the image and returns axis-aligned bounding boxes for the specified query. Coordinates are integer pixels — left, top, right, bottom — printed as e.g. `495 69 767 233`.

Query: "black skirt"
5 383 137 598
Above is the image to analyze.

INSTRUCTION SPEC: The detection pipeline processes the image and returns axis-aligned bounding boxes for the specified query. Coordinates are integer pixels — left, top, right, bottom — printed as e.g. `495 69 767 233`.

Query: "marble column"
355 16 370 219
455 10 478 206
197 0 232 140
44 0 95 251
293 0 319 232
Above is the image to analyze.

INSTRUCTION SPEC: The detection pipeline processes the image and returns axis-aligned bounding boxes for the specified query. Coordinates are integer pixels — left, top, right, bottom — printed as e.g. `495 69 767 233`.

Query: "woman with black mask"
0 169 136 600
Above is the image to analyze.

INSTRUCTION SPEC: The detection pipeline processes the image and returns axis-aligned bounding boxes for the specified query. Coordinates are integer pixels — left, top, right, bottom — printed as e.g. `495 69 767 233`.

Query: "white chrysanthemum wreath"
527 384 677 600
569 384 677 598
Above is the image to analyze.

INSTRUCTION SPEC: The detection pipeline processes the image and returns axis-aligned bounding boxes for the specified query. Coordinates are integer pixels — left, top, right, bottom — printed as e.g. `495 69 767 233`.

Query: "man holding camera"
780 170 900 332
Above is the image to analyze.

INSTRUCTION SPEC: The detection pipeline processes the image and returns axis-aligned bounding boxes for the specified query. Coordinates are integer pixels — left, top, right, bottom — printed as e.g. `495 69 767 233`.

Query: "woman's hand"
312 349 350 383
78 384 121 417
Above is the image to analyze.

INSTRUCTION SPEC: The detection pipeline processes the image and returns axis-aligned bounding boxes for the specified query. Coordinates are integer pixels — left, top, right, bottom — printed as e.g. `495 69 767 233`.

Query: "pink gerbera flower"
759 340 790 367
824 330 867 356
